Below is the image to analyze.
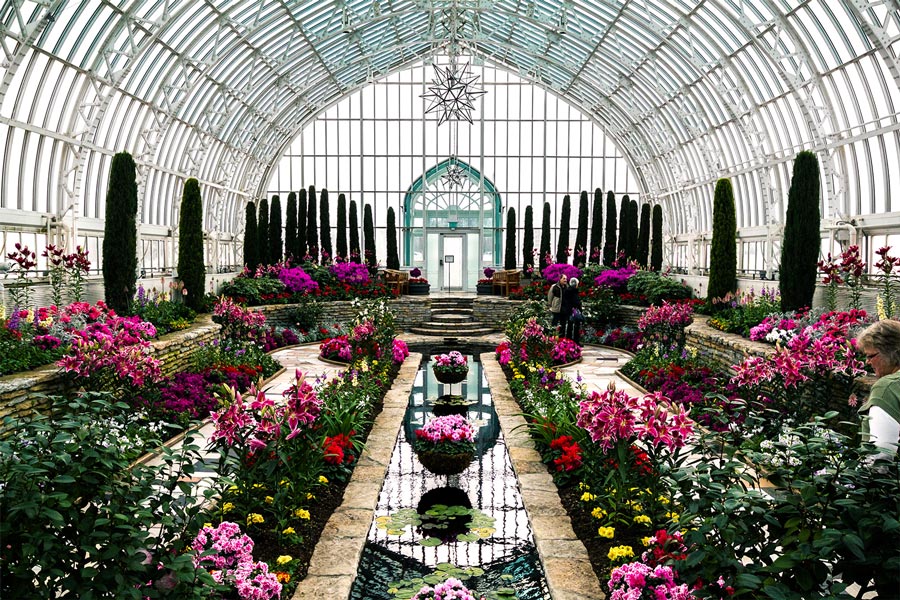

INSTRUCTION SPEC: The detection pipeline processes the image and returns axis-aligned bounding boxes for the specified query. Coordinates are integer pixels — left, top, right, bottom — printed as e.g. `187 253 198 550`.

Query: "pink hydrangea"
608 562 697 600
392 339 410 363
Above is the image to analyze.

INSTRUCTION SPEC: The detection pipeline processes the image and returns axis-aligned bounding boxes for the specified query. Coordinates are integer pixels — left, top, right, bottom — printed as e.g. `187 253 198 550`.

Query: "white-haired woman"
856 319 900 455
559 277 583 345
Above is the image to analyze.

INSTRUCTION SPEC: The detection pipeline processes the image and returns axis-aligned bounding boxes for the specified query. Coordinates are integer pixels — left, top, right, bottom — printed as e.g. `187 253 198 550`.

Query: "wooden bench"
383 269 409 296
492 269 520 297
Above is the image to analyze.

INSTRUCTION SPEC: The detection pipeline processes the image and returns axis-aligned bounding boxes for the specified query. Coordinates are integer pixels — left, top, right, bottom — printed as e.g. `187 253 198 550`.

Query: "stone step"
431 307 474 316
416 320 490 331
431 314 474 323
430 299 474 307
408 326 497 336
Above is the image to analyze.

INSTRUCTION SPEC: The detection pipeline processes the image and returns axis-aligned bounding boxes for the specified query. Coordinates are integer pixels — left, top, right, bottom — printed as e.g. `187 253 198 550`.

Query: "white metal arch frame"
0 0 898 275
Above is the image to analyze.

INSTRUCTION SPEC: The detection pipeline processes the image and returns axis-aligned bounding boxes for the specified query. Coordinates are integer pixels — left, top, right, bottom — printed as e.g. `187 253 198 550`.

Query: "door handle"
439 259 443 266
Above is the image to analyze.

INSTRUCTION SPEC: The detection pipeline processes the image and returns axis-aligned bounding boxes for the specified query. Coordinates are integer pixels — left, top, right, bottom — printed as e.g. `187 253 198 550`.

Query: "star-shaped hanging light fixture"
440 159 466 188
422 61 486 125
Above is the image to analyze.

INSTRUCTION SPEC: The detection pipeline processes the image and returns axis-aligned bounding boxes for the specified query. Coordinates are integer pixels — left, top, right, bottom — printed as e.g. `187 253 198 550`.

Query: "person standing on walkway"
560 277 583 344
548 273 567 329
856 319 900 456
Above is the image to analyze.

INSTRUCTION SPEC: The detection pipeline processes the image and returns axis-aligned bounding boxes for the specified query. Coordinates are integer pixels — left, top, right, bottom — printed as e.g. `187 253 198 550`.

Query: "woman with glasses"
855 319 900 455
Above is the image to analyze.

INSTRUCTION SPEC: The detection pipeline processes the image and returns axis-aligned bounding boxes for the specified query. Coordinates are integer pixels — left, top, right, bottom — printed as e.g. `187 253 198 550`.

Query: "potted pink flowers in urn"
413 414 477 475
431 351 468 384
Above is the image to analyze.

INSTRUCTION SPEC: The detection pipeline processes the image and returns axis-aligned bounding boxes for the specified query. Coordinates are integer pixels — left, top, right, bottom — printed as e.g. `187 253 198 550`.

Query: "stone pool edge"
480 352 606 600
291 353 423 599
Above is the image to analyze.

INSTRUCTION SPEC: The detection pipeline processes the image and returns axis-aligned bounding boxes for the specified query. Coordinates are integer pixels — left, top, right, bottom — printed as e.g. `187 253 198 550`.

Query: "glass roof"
0 0 898 245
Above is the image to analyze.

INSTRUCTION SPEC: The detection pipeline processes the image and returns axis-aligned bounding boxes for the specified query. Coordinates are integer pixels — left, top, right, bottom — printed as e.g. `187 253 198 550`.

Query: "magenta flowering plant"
411 577 486 600
413 414 476 455
607 561 697 600
638 301 694 350
874 245 898 318
410 267 422 278
319 335 352 362
329 261 370 286
6 242 37 308
432 350 468 376
839 245 867 310
277 265 319 294
818 253 843 312
191 521 282 599
594 264 637 291
542 262 582 283
550 337 582 365
483 267 495 279
213 296 267 342
392 338 409 363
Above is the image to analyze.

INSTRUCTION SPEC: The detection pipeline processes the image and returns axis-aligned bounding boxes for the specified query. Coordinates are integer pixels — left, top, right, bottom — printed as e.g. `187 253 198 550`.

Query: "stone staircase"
407 297 497 337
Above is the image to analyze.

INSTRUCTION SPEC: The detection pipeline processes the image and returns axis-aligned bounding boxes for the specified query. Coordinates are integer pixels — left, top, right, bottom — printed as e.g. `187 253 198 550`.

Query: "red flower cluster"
642 529 689 566
549 435 583 472
605 444 655 476
323 433 355 465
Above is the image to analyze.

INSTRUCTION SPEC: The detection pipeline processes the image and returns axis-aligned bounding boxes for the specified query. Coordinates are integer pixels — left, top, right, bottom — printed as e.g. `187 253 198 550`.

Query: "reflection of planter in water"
416 447 475 475
417 487 473 541
433 367 468 384
429 394 477 417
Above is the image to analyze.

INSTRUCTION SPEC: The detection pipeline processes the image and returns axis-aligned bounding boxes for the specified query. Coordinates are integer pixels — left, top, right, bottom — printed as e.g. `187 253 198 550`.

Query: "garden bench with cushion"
492 269 520 297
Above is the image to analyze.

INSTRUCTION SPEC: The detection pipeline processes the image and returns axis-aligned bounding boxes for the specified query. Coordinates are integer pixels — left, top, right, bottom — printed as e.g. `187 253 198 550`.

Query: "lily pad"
420 536 443 546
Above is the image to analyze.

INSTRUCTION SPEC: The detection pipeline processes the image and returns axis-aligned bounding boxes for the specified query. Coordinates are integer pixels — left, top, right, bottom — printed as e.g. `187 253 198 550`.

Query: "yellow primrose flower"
633 514 651 525
264 496 274 504
658 496 670 504
318 475 329 484
306 492 315 500
246 513 264 526
591 507 607 520
580 492 596 502
294 508 311 520
252 483 265 490
282 527 296 535
228 485 238 492
597 526 615 539
607 545 634 562
203 522 213 529
276 555 293 565
665 511 680 521
579 482 590 491
372 360 378 366
222 502 234 513
279 479 289 486
641 536 653 546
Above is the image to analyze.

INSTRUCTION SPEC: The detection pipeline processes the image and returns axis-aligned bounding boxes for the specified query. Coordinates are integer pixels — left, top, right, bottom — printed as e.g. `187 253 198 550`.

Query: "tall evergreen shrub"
574 190 589 265
319 188 332 260
708 178 737 303
363 204 376 267
386 207 400 270
336 193 348 260
556 194 571 264
603 191 617 266
285 192 297 261
102 151 138 314
269 195 283 264
306 185 318 261
539 202 552 271
243 201 258 269
637 202 650 267
629 199 640 261
178 178 205 310
651 204 663 271
780 151 821 312
617 195 630 260
522 205 534 271
296 189 307 259
257 197 270 267
349 200 361 262
590 188 602 264
504 207 517 270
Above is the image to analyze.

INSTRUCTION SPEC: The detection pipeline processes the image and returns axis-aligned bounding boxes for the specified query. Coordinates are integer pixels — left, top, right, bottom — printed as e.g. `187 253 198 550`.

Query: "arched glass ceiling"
1 0 898 272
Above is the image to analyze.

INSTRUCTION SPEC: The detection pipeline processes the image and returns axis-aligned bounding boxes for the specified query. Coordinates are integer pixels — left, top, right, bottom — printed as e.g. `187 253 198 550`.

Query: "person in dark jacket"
559 277 582 344
547 273 567 329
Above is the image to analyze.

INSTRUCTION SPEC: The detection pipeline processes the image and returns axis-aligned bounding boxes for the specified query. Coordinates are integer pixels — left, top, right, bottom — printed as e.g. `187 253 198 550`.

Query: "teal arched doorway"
403 158 502 291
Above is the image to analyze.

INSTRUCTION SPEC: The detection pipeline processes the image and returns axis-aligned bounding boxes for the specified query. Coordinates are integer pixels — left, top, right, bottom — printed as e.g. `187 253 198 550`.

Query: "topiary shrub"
539 201 552 271
617 194 630 261
708 178 737 304
269 194 283 264
178 178 206 311
284 192 297 261
306 185 318 261
556 194 571 264
102 151 138 314
651 203 663 271
603 191 618 266
780 151 821 312
522 205 534 272
626 270 692 305
575 190 589 265
637 202 650 267
243 200 258 269
590 187 602 264
627 197 639 262
504 207 517 270
319 188 332 260
336 192 348 260
363 203 376 267
296 188 307 259
257 196 269 267
349 199 361 262
386 206 400 270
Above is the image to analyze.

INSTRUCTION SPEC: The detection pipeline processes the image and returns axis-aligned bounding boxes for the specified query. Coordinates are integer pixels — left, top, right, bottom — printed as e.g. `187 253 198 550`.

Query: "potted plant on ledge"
476 267 495 295
413 414 477 475
432 351 469 384
407 267 430 295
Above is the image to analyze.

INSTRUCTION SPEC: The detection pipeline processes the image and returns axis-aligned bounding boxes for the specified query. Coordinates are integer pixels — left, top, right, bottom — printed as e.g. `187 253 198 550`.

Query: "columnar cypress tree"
539 202 552 271
257 197 270 267
269 195 283 264
178 178 206 311
629 199 640 261
522 205 534 271
349 199 361 262
708 178 738 303
285 192 297 261
244 201 258 269
319 188 332 260
780 151 821 312
306 185 318 261
637 202 651 267
617 195 630 261
603 191 618 266
556 194 571 264
336 193 348 260
651 204 663 271
296 189 307 259
590 188 602 264
363 203 376 267
103 151 138 314
574 190 589 265
504 207 517 270
386 207 400 269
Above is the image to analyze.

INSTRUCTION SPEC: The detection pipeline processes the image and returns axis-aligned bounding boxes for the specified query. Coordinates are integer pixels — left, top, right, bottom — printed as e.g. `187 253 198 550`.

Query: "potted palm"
413 415 477 475
431 351 468 384
407 267 430 295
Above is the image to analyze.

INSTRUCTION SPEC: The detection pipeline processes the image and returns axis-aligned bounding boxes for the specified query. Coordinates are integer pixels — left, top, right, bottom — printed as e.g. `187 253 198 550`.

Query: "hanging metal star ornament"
441 160 466 188
422 62 486 125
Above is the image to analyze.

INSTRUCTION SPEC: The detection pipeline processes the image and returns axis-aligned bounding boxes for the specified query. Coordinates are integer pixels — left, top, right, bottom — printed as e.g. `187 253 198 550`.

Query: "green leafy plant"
625 270 692 306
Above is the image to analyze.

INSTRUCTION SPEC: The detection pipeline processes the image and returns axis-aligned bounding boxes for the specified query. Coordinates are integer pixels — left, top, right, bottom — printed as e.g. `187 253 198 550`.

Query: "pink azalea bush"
594 264 637 290
329 261 370 285
191 522 281 600
550 337 582 364
607 561 697 600
542 262 582 282
278 265 319 294
411 577 485 600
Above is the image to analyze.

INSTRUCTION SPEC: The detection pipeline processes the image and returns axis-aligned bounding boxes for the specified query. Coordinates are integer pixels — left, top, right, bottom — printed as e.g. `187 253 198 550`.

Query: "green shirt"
859 370 900 442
